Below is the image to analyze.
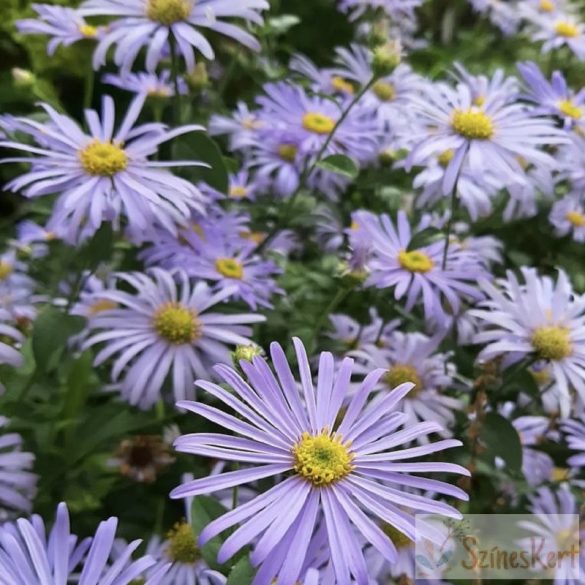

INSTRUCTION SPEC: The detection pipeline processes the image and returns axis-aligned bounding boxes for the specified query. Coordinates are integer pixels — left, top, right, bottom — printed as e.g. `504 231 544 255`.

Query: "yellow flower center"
166 521 199 564
0 262 13 281
292 429 354 486
381 523 413 549
539 0 555 11
153 302 200 345
215 257 244 279
148 87 172 98
146 0 192 25
331 76 354 95
239 230 265 244
278 143 298 162
79 140 128 177
383 363 422 395
531 326 573 361
437 149 455 167
372 80 396 102
302 112 336 135
565 210 585 227
398 250 434 273
79 24 98 38
530 366 551 386
452 109 494 140
88 299 118 315
558 100 583 119
555 21 579 38
473 95 486 107
229 185 248 199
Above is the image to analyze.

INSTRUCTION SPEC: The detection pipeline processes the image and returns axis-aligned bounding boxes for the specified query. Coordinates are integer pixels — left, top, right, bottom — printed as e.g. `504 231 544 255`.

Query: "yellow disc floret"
0 261 13 281
383 363 422 394
153 302 199 345
555 21 579 38
531 326 573 361
303 112 336 135
229 185 248 199
452 109 494 140
215 258 244 279
398 250 434 273
278 144 298 162
565 210 585 227
372 80 396 102
539 0 555 11
79 24 99 38
293 429 354 486
166 521 199 564
558 100 583 119
331 76 354 95
437 149 454 167
146 0 191 25
79 140 128 177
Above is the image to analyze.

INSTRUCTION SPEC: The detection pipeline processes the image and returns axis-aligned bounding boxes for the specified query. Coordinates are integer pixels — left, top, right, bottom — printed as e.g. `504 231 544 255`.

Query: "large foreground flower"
0 95 205 243
0 417 36 518
0 502 168 584
83 268 265 408
471 268 585 417
80 0 269 73
170 338 469 585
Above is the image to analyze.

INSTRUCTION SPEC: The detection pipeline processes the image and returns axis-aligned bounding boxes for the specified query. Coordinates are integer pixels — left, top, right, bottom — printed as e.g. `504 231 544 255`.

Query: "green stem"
83 67 94 113
155 399 165 422
309 287 351 350
254 75 379 255
441 169 463 270
169 37 182 126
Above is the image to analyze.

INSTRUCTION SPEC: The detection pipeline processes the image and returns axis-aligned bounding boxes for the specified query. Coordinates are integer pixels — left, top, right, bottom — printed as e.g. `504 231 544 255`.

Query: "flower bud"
12 68 35 88
372 41 402 77
232 344 264 365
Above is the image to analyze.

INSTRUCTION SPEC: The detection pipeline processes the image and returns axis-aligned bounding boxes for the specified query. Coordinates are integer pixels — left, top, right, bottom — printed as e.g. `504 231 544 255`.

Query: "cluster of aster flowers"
0 0 585 584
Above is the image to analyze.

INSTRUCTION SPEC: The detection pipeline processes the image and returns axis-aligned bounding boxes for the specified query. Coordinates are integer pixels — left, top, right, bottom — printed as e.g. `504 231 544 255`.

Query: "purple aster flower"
80 0 269 73
225 169 269 201
527 12 585 60
471 268 585 418
406 75 565 194
332 44 424 127
469 0 520 35
518 61 585 129
170 337 469 585
16 4 105 55
356 210 486 326
350 332 461 437
338 0 423 21
0 502 168 584
290 53 356 98
209 102 265 151
549 194 585 242
519 0 568 20
0 95 206 243
83 268 265 409
0 417 36 518
562 418 585 468
103 70 187 97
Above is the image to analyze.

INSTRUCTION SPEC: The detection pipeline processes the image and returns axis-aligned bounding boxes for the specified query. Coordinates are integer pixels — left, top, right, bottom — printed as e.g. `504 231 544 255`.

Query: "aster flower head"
338 0 423 21
83 268 265 409
290 53 356 98
356 210 486 326
562 418 585 469
170 337 469 585
80 0 269 73
406 75 566 195
16 4 105 55
0 417 37 518
209 102 265 151
226 169 269 201
471 268 585 418
0 501 165 584
103 70 187 97
350 332 461 437
469 0 520 35
518 61 585 129
527 12 585 60
549 194 585 242
0 95 206 243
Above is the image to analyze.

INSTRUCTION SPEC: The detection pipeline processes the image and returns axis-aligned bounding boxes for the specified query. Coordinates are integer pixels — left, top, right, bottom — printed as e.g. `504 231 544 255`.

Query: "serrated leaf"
479 412 523 475
227 556 255 585
316 154 359 179
407 227 444 251
32 308 85 372
191 495 229 570
173 131 229 194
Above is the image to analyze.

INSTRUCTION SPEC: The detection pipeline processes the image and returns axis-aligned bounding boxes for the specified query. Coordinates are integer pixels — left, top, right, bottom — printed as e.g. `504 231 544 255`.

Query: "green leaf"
173 131 229 194
191 495 229 570
78 223 114 268
227 556 256 585
316 154 359 179
407 227 444 251
32 308 85 372
479 412 523 475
